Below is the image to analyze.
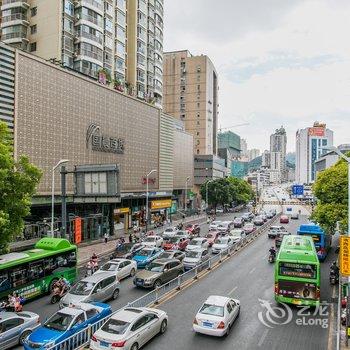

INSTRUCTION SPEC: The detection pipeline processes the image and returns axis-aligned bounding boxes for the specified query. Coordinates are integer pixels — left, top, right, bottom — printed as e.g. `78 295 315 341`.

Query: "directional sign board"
340 236 350 276
292 185 304 196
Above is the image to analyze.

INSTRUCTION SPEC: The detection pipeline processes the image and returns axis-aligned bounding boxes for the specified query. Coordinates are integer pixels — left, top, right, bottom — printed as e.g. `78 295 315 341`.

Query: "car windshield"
145 262 164 272
191 240 202 245
177 231 186 235
245 224 253 228
230 231 241 237
164 228 174 232
167 237 180 243
199 303 224 317
159 252 172 259
211 221 220 225
45 312 74 331
138 249 153 256
144 237 156 242
215 238 228 244
186 251 200 258
70 281 95 295
101 262 118 271
101 319 130 335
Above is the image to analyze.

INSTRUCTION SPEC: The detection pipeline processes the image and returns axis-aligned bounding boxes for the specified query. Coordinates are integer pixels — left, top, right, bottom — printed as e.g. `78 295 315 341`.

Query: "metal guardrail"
46 214 281 350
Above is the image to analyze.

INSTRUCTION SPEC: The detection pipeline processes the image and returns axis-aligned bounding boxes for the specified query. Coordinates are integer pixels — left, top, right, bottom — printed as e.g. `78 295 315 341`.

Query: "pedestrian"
129 232 133 244
104 232 108 244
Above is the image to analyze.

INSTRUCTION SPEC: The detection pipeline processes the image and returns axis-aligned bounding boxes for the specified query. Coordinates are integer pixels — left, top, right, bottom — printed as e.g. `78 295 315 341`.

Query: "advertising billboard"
308 127 325 137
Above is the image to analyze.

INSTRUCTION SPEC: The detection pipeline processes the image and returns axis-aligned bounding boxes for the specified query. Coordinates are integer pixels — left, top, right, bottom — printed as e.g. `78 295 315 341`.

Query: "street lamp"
184 177 190 212
205 179 214 214
51 159 69 237
323 146 349 350
145 169 157 231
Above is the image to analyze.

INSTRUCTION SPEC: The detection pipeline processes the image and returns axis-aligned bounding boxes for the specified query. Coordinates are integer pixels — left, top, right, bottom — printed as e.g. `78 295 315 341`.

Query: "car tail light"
217 321 225 329
112 340 126 347
91 335 97 342
193 318 198 325
274 282 279 294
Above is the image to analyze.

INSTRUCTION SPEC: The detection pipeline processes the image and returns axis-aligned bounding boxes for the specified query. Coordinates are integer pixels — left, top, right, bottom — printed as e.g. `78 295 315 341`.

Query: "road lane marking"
258 329 269 347
249 267 256 274
228 286 237 296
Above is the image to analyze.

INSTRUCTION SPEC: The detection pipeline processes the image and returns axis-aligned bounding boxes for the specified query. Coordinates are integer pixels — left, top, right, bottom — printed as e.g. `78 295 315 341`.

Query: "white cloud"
164 0 350 151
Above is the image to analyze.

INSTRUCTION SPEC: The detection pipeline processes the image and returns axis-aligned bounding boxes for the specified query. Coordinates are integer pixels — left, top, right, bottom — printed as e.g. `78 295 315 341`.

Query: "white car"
175 230 190 239
193 295 240 337
228 229 245 243
163 227 178 238
142 235 163 248
209 221 221 231
186 237 209 251
217 221 232 233
211 237 234 254
95 259 137 280
90 307 168 350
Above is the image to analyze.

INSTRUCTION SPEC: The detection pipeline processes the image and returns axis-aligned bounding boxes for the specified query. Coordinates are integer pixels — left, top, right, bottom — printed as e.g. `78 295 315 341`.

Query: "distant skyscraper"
262 150 270 168
296 122 333 184
248 149 260 161
270 126 287 182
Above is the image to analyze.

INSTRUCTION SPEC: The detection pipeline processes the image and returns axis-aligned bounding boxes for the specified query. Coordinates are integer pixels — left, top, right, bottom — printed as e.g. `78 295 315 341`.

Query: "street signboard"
286 207 292 212
340 236 350 276
292 185 304 196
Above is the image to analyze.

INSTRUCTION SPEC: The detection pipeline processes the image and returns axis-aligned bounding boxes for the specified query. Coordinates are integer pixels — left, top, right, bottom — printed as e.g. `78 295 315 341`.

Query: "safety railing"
46 213 281 350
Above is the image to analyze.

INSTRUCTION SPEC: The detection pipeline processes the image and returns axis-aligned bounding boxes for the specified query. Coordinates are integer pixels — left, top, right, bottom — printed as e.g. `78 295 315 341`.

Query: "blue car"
132 247 164 268
23 302 111 350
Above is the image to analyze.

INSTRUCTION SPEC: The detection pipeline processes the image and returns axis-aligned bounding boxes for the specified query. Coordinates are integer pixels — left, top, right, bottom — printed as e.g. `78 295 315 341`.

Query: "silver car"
60 273 120 308
90 307 168 350
183 248 210 271
0 311 40 349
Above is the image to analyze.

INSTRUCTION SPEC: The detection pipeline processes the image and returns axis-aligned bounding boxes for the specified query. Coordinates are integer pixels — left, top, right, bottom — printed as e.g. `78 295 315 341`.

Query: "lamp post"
323 146 349 350
51 159 69 237
184 177 190 213
206 179 214 214
145 169 157 232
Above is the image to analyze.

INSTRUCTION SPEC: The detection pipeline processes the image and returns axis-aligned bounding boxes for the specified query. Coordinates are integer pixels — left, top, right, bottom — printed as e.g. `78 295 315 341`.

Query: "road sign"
340 236 350 276
286 207 292 212
292 185 304 196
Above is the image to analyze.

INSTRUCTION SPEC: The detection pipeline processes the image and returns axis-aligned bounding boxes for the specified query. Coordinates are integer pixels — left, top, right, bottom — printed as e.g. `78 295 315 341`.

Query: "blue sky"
164 0 350 152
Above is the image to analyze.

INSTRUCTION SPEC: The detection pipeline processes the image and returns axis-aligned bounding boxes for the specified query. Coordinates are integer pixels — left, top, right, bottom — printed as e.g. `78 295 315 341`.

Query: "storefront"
150 199 172 224
114 207 131 231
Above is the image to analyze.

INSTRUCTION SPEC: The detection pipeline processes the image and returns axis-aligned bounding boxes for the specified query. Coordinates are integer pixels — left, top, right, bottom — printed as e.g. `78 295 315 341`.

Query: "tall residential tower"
0 0 164 105
270 126 287 182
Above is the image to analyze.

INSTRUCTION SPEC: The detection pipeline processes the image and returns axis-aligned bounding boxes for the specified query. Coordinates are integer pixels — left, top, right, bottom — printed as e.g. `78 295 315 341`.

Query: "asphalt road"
141 202 336 350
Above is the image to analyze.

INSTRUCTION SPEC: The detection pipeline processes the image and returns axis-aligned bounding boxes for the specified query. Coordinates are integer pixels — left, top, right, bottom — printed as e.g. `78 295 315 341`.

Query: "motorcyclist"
330 261 339 276
57 275 70 297
269 246 276 258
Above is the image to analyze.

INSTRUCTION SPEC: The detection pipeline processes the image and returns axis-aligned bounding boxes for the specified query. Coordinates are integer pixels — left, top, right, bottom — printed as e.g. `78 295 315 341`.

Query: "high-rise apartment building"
248 148 260 161
163 50 219 155
0 0 163 105
262 150 270 168
296 122 333 184
270 126 287 182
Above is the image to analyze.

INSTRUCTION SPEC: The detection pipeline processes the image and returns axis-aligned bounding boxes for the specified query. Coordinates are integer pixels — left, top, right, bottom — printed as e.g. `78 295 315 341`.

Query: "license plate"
292 299 302 305
203 321 213 328
136 279 143 285
100 341 109 347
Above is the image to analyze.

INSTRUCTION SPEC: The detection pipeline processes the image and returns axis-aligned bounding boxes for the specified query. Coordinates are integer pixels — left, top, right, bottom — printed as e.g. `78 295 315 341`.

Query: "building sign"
340 236 350 276
308 127 325 137
86 123 125 154
151 199 172 210
114 207 130 215
292 185 304 196
74 217 82 244
141 177 157 185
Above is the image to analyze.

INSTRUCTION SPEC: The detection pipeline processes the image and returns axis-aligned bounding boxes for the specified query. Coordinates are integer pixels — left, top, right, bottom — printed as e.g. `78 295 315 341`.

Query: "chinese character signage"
75 217 82 244
308 127 325 137
340 236 350 276
292 185 304 196
86 123 125 154
151 199 172 210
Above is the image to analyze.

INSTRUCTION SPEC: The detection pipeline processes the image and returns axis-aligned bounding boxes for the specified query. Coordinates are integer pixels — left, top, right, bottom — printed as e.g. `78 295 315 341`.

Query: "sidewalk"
77 213 207 266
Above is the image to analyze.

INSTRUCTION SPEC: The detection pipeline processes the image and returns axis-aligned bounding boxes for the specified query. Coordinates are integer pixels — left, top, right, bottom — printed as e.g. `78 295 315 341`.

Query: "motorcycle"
268 253 275 263
85 260 99 277
50 283 70 304
329 270 339 285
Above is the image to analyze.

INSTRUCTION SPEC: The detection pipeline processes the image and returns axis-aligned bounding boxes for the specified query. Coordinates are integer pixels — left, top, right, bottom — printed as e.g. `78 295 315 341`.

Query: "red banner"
75 217 82 244
308 127 325 137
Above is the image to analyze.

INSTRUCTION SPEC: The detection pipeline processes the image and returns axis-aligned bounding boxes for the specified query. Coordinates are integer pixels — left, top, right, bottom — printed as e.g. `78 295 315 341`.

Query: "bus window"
0 272 10 293
10 266 28 288
28 261 45 280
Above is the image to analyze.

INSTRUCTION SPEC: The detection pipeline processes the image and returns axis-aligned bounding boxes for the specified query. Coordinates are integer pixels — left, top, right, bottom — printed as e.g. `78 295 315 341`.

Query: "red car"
185 223 201 236
163 236 189 251
280 215 289 224
205 231 219 247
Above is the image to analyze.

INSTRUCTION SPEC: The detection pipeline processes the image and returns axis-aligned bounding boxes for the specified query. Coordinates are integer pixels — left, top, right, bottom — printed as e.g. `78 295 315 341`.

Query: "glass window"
102 319 129 335
86 308 99 319
105 35 113 49
226 303 233 313
30 25 37 35
0 318 24 333
72 313 86 327
10 266 27 288
29 42 37 52
105 18 113 33
64 18 73 34
131 316 147 331
116 41 125 58
45 312 74 332
116 26 126 42
117 0 126 11
115 57 124 72
64 1 74 16
31 7 37 17
28 261 44 280
116 10 126 27
0 272 10 293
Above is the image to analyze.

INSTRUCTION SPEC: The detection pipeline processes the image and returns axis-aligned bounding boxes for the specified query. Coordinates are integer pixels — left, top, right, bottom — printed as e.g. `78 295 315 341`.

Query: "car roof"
82 273 115 283
112 307 150 323
0 312 21 320
153 258 179 264
205 295 230 306
60 303 105 316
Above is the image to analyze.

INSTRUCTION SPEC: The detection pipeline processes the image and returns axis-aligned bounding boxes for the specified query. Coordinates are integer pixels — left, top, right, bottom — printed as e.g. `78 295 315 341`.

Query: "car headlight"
45 342 55 349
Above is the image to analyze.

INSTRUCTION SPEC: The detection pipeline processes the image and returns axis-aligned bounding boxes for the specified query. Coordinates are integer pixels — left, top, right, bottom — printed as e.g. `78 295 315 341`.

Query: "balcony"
75 49 103 66
74 0 104 16
75 31 103 49
1 13 29 28
1 0 29 11
1 30 28 44
75 13 103 29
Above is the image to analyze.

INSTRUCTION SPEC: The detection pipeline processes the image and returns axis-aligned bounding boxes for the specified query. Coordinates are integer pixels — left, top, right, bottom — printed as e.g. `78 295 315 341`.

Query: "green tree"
311 156 348 234
227 176 255 204
0 122 42 252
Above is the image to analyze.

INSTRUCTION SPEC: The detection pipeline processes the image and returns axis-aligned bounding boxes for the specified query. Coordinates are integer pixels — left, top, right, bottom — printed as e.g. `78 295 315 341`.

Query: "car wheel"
19 330 31 345
130 268 136 277
159 319 167 334
131 343 139 350
112 288 120 300
225 324 231 337
154 279 162 289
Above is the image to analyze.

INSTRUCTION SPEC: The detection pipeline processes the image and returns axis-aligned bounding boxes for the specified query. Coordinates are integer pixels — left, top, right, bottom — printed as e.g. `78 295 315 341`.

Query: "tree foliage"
311 156 349 234
0 122 42 251
200 177 254 210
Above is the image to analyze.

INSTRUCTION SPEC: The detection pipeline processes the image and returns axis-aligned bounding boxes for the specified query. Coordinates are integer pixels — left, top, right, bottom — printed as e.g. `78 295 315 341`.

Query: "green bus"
0 238 77 301
275 235 320 307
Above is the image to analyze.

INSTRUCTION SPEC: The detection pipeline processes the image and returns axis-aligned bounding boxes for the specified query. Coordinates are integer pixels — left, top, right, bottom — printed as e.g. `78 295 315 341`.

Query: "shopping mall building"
0 43 194 242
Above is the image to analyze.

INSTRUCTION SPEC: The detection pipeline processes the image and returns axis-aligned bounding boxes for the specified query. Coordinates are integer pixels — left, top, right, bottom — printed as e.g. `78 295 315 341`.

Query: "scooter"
268 254 275 263
329 271 339 285
50 283 70 304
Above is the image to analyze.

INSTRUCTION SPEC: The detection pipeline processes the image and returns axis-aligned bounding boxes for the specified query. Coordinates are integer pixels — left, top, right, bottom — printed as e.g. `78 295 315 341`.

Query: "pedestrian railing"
47 213 281 350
